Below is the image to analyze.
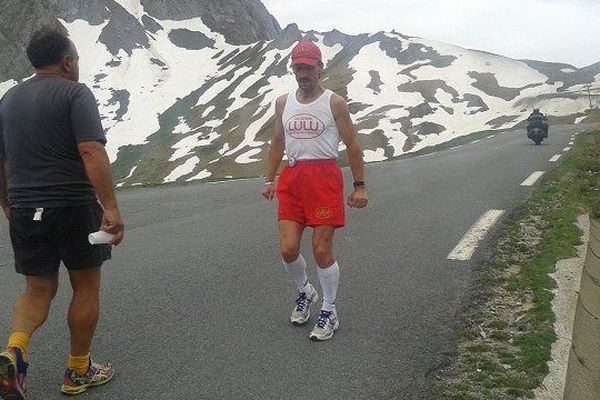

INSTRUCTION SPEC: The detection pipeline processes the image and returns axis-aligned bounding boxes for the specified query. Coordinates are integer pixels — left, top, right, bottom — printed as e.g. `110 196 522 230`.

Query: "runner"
0 28 124 398
262 40 368 341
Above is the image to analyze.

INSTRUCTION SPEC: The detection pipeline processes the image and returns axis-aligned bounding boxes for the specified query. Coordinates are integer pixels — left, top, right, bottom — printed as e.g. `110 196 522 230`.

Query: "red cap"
291 41 322 66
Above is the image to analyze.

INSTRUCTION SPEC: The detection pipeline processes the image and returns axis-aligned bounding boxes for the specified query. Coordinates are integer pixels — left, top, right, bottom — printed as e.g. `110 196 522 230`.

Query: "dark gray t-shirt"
0 75 106 208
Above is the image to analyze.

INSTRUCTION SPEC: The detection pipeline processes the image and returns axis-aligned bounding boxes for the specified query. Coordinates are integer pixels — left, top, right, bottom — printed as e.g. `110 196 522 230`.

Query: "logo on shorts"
286 113 325 139
314 207 333 219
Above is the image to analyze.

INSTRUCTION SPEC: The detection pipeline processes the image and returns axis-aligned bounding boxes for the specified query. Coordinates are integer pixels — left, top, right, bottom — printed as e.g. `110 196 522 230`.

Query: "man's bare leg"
312 225 336 269
61 267 114 394
279 220 305 263
67 267 101 364
9 275 59 356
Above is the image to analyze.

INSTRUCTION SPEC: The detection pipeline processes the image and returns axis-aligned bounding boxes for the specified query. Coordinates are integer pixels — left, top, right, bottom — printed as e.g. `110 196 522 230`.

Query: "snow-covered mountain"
1 0 598 186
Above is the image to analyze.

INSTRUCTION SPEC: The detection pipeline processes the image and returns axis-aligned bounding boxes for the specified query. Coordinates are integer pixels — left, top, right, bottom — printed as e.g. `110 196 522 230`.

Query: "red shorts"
276 159 345 227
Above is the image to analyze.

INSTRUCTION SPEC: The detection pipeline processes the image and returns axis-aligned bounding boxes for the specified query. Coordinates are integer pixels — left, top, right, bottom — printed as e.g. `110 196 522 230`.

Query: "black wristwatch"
353 180 366 189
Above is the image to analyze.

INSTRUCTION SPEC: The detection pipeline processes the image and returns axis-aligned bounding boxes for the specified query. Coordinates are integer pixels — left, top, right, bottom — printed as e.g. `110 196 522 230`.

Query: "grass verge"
437 126 600 399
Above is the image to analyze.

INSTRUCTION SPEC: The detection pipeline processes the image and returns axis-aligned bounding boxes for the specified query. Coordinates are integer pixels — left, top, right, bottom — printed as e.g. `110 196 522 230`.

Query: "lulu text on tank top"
282 89 340 160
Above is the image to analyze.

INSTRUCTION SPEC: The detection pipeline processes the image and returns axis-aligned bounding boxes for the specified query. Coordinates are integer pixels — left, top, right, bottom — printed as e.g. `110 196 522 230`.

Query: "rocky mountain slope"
0 0 598 185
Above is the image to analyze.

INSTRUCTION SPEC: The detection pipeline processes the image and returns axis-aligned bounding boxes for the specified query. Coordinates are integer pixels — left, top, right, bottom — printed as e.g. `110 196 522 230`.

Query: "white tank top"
282 89 340 160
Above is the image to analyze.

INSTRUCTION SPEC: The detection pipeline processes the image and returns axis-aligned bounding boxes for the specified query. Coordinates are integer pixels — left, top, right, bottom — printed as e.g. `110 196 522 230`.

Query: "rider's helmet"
533 108 540 113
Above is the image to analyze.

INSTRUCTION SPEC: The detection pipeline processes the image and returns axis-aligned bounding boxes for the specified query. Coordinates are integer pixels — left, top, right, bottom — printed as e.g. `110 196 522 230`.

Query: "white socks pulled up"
317 261 339 313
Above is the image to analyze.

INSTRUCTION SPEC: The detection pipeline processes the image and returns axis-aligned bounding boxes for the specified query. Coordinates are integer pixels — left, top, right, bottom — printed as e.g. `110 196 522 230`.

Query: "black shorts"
9 203 111 276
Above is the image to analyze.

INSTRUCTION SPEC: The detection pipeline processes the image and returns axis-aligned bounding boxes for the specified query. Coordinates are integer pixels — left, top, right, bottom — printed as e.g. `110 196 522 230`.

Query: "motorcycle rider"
527 108 548 138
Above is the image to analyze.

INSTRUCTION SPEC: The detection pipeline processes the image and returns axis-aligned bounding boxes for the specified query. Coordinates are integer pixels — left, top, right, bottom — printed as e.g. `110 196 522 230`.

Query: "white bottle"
88 231 115 245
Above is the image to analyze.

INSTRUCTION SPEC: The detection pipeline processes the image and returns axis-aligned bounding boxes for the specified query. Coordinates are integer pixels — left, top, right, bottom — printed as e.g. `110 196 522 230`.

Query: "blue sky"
262 0 599 68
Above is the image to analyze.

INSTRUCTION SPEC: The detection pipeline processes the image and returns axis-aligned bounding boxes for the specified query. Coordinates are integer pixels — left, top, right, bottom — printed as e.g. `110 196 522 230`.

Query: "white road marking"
447 210 506 261
549 154 562 162
521 171 545 186
472 139 480 144
562 146 571 152
450 145 462 150
486 135 495 139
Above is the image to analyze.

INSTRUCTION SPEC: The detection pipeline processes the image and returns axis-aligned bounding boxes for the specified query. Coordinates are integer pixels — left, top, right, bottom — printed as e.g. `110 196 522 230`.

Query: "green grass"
438 126 600 399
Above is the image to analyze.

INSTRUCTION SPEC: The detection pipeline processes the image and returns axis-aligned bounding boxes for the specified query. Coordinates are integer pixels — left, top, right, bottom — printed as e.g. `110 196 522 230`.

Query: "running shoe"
309 310 339 341
290 284 318 325
61 359 114 395
0 347 28 400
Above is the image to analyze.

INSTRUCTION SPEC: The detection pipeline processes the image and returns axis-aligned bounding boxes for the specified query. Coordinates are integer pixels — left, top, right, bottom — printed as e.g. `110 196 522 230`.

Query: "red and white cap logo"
291 41 322 66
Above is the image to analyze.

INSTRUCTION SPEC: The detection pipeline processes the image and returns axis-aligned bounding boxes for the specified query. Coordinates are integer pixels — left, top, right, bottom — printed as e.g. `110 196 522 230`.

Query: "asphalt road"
0 125 586 399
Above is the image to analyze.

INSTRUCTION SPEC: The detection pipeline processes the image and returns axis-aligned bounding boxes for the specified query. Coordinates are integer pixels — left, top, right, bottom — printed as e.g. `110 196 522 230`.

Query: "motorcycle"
526 117 548 145
527 127 545 145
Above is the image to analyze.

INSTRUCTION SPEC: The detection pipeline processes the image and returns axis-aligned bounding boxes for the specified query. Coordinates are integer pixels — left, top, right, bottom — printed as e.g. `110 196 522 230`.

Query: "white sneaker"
309 310 339 341
290 284 319 325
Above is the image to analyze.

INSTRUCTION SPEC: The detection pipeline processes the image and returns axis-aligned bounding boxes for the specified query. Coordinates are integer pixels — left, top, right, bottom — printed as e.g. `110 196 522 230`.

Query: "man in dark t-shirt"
0 29 124 398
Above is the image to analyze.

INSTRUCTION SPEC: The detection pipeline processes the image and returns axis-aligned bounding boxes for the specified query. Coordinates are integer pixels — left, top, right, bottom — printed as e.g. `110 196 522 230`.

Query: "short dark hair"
26 28 74 69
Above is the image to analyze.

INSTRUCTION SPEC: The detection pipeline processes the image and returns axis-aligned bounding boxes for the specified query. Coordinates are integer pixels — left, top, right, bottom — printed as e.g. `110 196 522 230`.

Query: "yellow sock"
7 332 30 359
68 353 90 375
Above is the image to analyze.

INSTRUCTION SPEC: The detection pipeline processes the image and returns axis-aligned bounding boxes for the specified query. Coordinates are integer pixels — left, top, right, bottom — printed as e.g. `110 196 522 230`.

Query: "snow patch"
163 156 199 182
62 17 234 161
202 105 215 118
122 165 138 180
173 117 191 134
187 169 211 181
314 34 344 66
218 143 231 155
235 148 262 164
363 148 387 162
348 42 420 119
169 132 221 161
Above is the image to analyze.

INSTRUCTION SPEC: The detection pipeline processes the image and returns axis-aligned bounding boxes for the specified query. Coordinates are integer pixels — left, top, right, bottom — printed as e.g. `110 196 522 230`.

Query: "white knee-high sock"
282 253 309 292
317 261 339 313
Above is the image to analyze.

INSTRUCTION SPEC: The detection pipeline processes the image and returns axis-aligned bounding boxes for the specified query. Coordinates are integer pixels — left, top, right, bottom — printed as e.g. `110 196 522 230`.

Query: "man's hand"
261 182 276 200
101 207 125 246
348 187 368 208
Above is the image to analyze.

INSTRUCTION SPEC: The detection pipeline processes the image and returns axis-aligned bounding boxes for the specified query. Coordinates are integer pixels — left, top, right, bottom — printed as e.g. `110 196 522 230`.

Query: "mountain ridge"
0 1 597 186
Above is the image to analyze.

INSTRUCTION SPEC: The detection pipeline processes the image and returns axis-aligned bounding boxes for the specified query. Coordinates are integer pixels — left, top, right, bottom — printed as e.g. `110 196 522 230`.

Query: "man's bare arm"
332 94 368 208
332 95 365 182
265 95 287 182
77 140 124 245
262 95 287 201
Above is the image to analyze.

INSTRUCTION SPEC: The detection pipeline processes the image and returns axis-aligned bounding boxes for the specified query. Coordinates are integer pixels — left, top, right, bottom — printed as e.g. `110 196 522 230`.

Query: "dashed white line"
486 135 495 139
447 210 506 261
472 139 480 144
562 146 571 152
450 145 462 150
521 171 545 186
549 154 562 162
